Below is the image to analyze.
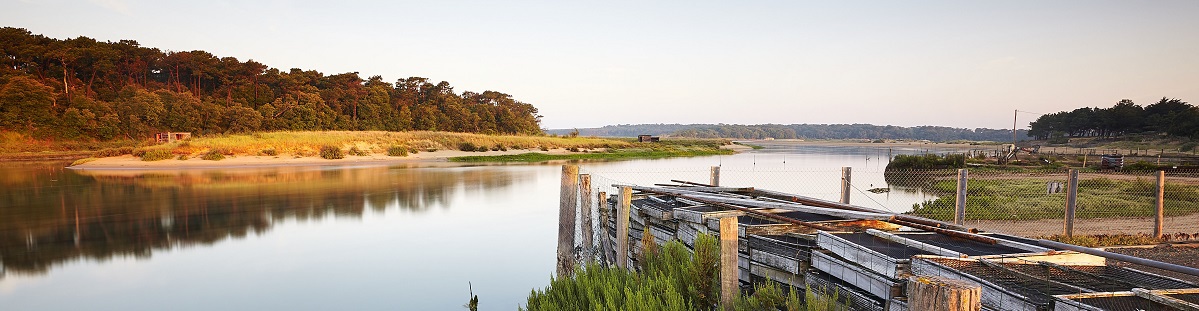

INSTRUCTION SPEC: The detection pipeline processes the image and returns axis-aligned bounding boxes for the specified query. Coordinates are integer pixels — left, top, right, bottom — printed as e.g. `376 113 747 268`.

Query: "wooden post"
710 166 721 187
840 167 852 204
1156 170 1166 239
1065 169 1078 237
719 216 739 310
597 191 611 265
908 275 981 311
954 169 968 226
557 165 579 276
616 186 632 269
579 174 593 261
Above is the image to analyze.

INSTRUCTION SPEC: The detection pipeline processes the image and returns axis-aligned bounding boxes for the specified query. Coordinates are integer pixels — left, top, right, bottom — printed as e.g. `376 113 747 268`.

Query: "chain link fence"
580 166 1199 239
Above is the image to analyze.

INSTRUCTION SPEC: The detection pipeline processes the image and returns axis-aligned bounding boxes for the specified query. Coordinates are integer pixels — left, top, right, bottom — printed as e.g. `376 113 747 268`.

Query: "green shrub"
475 145 490 152
140 149 173 161
1125 161 1165 171
201 150 225 161
1181 142 1198 152
131 148 148 157
177 154 190 160
261 148 278 156
320 145 344 159
567 147 580 152
539 146 550 151
387 145 409 157
348 146 368 156
459 142 477 151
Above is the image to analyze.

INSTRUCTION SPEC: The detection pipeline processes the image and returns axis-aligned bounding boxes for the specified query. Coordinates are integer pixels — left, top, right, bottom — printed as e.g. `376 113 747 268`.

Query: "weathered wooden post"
908 276 981 311
840 167 852 204
1156 170 1166 239
557 165 579 277
710 166 721 187
597 191 611 264
955 169 968 226
719 216 739 310
579 174 593 261
616 186 632 269
1065 169 1078 237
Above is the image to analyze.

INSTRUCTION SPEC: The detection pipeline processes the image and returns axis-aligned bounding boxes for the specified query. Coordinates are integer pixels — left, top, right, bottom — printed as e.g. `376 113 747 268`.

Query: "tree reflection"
0 162 521 276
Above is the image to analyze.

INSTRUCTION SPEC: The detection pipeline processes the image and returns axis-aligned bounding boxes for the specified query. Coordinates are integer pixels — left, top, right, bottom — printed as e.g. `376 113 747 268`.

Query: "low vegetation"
885 154 966 170
1041 234 1170 247
522 234 837 311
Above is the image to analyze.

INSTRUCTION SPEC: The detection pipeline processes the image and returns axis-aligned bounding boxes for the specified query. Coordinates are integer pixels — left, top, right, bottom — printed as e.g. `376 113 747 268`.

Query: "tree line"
552 123 1028 141
1027 98 1195 140
0 27 543 141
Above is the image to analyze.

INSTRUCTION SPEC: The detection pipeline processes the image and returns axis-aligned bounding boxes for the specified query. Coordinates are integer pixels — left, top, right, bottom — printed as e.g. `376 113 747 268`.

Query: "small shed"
155 132 191 143
637 135 660 142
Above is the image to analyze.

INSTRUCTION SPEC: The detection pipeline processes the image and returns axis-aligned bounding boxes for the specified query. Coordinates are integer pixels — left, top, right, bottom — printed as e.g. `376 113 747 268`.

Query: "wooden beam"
579 174 593 261
907 275 981 311
616 187 632 269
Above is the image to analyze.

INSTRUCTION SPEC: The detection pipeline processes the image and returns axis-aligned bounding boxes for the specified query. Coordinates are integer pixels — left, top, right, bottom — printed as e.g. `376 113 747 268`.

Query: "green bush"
320 145 344 159
131 148 148 157
1181 142 1198 152
459 142 477 151
261 148 278 156
475 145 490 152
348 146 368 156
177 154 190 160
387 145 409 157
140 149 173 161
201 150 225 161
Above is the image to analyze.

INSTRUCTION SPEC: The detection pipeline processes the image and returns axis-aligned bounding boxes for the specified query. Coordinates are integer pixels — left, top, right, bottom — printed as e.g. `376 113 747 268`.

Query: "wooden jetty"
561 165 1199 311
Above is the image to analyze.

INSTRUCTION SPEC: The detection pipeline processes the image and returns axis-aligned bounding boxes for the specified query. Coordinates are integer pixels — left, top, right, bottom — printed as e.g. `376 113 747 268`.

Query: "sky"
4 0 1198 130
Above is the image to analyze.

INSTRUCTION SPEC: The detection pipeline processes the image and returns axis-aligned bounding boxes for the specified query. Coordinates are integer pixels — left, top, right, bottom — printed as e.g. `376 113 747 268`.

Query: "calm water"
0 143 960 310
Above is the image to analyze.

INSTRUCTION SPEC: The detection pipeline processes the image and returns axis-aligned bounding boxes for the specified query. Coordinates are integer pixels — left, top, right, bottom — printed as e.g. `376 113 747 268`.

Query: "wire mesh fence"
580 166 1199 239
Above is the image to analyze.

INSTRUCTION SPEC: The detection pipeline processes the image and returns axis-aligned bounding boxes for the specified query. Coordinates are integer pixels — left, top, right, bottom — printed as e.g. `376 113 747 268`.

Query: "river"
0 142 970 310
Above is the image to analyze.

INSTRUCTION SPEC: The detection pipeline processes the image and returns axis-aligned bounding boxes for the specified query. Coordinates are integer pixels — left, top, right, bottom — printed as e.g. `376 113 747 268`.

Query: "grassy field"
904 175 1199 220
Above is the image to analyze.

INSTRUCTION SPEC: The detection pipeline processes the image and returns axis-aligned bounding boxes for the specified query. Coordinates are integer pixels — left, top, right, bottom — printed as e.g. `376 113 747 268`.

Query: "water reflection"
0 162 522 277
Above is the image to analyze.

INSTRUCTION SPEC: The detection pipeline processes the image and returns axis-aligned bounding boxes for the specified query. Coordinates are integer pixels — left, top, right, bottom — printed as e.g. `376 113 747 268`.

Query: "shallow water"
0 143 963 310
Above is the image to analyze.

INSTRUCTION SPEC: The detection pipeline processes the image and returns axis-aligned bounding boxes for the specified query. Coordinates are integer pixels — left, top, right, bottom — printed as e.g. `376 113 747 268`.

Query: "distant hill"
548 123 1030 142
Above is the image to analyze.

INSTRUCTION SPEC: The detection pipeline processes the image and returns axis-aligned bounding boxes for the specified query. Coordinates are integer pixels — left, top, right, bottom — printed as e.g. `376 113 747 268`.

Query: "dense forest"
1027 98 1196 140
550 123 1029 142
0 27 543 141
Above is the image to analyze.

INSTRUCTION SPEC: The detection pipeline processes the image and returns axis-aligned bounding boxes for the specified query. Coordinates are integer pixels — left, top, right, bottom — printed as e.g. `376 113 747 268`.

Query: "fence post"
616 186 632 269
710 166 721 187
1156 171 1165 239
579 174 593 261
597 191 611 265
1065 169 1078 237
955 169 968 226
719 216 739 310
840 167 852 204
557 165 579 276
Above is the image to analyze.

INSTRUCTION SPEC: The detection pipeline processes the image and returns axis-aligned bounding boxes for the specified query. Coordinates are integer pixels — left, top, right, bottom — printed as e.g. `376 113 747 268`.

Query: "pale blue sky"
4 0 1198 130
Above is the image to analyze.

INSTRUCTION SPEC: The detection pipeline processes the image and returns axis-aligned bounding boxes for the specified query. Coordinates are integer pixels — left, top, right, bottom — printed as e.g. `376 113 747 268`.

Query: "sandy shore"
69 148 576 170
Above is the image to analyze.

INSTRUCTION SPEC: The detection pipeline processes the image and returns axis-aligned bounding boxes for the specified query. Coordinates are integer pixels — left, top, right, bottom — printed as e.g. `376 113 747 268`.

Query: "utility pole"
1013 109 1018 146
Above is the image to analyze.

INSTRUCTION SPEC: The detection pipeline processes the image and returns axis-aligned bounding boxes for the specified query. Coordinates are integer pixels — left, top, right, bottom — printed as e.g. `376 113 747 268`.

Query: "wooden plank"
1132 288 1199 311
811 251 902 300
579 174 593 260
817 231 900 278
910 256 1038 311
750 249 800 274
749 262 804 287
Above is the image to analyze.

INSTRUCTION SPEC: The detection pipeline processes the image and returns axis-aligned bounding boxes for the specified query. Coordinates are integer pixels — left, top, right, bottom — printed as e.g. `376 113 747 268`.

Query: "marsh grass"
145 131 630 158
907 177 1199 220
